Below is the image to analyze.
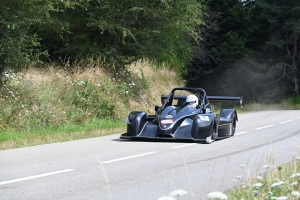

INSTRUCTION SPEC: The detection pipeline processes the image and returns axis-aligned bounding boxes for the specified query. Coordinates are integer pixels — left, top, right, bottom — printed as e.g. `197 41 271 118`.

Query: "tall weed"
0 59 183 134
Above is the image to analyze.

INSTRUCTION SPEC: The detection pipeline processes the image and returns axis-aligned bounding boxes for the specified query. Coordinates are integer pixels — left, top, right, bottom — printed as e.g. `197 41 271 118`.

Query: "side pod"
191 114 216 140
218 109 237 137
126 112 148 136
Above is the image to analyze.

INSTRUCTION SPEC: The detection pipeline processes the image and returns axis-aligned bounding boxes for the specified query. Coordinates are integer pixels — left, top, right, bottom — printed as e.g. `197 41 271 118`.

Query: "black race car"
120 87 242 144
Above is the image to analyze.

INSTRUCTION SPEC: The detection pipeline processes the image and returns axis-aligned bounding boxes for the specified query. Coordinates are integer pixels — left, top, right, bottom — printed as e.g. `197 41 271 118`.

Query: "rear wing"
161 95 243 108
207 96 243 107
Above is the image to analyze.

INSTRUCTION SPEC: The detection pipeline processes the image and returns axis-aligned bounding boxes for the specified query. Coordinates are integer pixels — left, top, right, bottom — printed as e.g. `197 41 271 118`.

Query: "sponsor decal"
200 116 210 121
165 115 173 118
161 119 173 124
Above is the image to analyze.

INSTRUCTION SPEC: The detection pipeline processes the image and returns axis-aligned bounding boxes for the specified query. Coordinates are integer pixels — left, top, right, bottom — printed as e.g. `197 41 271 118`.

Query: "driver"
185 94 198 108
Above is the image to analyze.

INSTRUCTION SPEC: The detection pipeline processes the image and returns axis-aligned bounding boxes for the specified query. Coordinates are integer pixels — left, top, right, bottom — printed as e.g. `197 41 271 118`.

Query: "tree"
38 0 205 71
0 0 51 75
185 7 221 80
257 0 300 95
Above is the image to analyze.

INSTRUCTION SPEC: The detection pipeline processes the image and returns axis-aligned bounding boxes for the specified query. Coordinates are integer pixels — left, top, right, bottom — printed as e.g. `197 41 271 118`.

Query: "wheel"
211 122 217 141
206 123 217 144
230 117 236 136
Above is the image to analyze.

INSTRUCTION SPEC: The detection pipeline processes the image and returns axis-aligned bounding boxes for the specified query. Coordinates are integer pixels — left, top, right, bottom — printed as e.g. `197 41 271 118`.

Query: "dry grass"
0 59 184 149
127 60 184 114
19 59 184 116
227 157 300 200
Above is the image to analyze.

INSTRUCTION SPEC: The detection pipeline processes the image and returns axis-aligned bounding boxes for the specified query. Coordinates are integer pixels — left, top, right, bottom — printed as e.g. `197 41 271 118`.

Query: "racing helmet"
185 94 198 108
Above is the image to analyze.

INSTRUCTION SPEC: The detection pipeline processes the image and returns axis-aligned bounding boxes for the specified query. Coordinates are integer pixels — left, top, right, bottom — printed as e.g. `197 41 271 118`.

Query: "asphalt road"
1 110 300 200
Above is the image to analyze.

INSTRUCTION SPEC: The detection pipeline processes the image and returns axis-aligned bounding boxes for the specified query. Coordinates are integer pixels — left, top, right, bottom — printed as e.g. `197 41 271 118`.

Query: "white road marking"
254 125 274 130
235 131 248 135
0 169 75 186
102 151 158 164
172 143 196 149
280 119 294 124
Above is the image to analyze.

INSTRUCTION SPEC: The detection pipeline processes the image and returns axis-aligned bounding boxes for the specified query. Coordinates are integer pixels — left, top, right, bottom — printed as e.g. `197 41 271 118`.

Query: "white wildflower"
125 91 129 94
240 164 246 168
290 173 300 178
237 175 243 179
256 176 263 180
3 72 10 78
253 183 263 188
271 181 285 188
276 196 289 200
207 191 228 200
157 196 176 200
290 182 298 186
76 79 85 86
291 191 300 197
169 189 187 197
96 84 101 87
264 165 271 169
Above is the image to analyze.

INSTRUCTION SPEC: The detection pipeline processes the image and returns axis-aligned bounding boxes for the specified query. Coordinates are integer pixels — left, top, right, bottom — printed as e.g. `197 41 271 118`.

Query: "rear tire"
231 117 236 136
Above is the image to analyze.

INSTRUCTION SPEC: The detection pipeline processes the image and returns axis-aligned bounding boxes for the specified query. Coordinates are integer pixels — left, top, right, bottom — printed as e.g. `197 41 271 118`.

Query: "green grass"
0 60 184 150
0 119 125 150
225 159 300 200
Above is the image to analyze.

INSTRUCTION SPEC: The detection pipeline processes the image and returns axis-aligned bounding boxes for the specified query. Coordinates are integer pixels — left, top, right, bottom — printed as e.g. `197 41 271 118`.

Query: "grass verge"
226 158 300 200
0 119 125 150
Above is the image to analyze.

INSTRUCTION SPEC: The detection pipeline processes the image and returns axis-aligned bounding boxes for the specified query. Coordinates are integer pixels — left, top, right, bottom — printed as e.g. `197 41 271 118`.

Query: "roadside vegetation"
0 60 183 150
226 157 300 200
1 60 300 150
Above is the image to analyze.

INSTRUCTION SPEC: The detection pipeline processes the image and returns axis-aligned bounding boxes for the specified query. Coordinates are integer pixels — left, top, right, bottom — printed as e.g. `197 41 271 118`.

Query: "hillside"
0 60 184 149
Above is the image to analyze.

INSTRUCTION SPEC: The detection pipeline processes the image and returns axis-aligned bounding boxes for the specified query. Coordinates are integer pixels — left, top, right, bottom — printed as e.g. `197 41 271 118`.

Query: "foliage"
0 0 51 75
36 0 205 71
256 0 300 95
227 159 300 200
206 0 256 65
0 60 182 132
185 5 221 80
187 0 300 102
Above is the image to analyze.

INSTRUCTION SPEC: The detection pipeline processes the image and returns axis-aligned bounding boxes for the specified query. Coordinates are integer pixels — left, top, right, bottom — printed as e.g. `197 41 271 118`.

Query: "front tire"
211 123 217 141
206 122 217 144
